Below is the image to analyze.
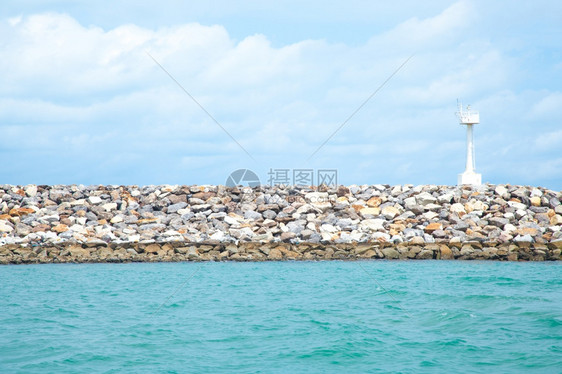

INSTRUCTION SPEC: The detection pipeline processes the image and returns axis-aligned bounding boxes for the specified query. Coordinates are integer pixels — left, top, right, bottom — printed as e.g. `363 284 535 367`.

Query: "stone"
268 247 283 260
550 215 562 225
0 221 13 232
530 196 541 207
52 224 69 233
25 185 38 197
360 207 380 216
382 247 399 259
280 232 296 241
167 202 188 213
424 222 442 233
366 196 382 207
88 196 103 204
102 203 117 212
495 185 509 198
416 192 437 206
9 208 35 217
489 217 509 228
439 245 454 259
450 203 466 214
360 219 385 231
381 206 400 219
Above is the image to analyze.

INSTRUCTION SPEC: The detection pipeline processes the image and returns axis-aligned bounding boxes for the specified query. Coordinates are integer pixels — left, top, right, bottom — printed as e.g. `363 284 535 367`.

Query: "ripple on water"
0 261 561 373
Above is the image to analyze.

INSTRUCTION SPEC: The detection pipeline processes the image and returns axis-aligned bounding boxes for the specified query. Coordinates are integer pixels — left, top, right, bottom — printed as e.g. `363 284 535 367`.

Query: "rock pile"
1 183 561 263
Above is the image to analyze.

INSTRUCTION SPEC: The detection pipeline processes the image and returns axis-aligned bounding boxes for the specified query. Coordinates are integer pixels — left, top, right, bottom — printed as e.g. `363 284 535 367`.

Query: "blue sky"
1 1 561 189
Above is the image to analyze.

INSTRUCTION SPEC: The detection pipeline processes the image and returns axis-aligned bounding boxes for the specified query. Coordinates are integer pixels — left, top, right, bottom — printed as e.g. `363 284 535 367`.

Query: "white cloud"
0 3 561 188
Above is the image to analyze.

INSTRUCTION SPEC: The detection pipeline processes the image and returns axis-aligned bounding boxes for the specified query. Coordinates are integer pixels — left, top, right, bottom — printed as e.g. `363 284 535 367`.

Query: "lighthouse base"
458 171 481 186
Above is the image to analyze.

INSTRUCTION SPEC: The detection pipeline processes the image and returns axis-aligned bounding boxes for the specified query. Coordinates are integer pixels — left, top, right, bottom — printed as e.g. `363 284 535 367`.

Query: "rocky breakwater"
0 183 561 264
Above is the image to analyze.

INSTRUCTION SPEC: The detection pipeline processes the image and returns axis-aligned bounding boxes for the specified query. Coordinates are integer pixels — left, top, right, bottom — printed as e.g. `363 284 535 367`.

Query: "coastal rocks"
1 241 559 264
0 183 561 263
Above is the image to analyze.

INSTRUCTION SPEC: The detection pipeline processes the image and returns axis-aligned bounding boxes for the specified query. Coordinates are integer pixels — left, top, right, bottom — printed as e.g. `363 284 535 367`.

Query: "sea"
1 261 561 373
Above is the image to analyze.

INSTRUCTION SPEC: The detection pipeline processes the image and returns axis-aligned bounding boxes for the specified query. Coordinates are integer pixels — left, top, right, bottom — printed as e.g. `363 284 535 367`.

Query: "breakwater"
1 183 561 263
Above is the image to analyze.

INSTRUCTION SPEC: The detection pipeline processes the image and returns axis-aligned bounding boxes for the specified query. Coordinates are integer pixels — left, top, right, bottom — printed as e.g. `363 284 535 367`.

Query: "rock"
102 203 117 212
280 232 296 241
489 217 509 228
88 196 103 205
439 245 454 259
360 207 380 216
450 203 466 214
495 185 509 198
381 206 400 219
550 215 562 225
25 185 38 197
110 215 124 224
244 210 262 220
382 247 399 259
366 196 382 207
268 247 283 260
424 222 442 233
360 219 385 231
416 192 437 206
167 202 188 213
530 196 541 207
52 224 69 233
0 221 13 232
9 208 35 217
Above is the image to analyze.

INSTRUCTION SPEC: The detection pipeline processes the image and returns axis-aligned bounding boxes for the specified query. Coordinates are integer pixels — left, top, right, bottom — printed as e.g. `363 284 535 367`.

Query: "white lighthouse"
456 102 482 185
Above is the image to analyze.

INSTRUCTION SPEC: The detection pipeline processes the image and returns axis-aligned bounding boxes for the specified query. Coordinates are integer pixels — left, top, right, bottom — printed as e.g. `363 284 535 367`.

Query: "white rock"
320 224 337 233
495 185 509 198
88 196 103 205
504 224 517 233
25 185 38 197
110 215 124 224
437 193 453 204
0 221 13 232
70 199 86 206
423 211 439 220
102 203 117 212
360 219 385 231
416 192 437 206
177 208 191 216
224 216 240 226
450 203 466 214
531 188 542 197
508 201 527 211
210 231 225 241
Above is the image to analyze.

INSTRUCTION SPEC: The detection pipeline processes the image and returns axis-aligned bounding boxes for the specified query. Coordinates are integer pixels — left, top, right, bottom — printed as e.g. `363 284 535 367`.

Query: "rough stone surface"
0 183 560 263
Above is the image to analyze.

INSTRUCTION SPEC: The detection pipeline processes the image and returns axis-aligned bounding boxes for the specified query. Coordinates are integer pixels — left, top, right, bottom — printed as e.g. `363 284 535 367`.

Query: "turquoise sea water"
1 261 561 373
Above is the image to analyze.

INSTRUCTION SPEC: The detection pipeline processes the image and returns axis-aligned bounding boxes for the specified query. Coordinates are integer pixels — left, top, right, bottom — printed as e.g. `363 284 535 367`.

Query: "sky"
1 1 561 189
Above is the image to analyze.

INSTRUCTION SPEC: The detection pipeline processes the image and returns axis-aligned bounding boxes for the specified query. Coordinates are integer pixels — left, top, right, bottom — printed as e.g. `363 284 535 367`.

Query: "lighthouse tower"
456 103 481 185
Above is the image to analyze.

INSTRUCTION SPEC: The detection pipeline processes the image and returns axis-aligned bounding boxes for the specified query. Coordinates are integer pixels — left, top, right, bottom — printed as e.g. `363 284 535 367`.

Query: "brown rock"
268 247 283 260
336 186 350 197
382 247 399 259
424 222 442 233
137 218 159 225
9 208 35 217
516 227 539 236
32 224 51 233
51 224 69 233
144 244 161 254
366 197 382 207
0 214 11 220
439 245 454 259
530 196 541 207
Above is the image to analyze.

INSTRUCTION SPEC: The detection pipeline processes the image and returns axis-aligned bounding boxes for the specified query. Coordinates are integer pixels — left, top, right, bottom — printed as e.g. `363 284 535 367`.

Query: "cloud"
0 3 561 189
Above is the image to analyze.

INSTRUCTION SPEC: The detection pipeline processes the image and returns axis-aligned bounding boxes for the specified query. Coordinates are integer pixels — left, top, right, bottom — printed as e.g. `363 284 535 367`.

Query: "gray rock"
167 202 188 213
